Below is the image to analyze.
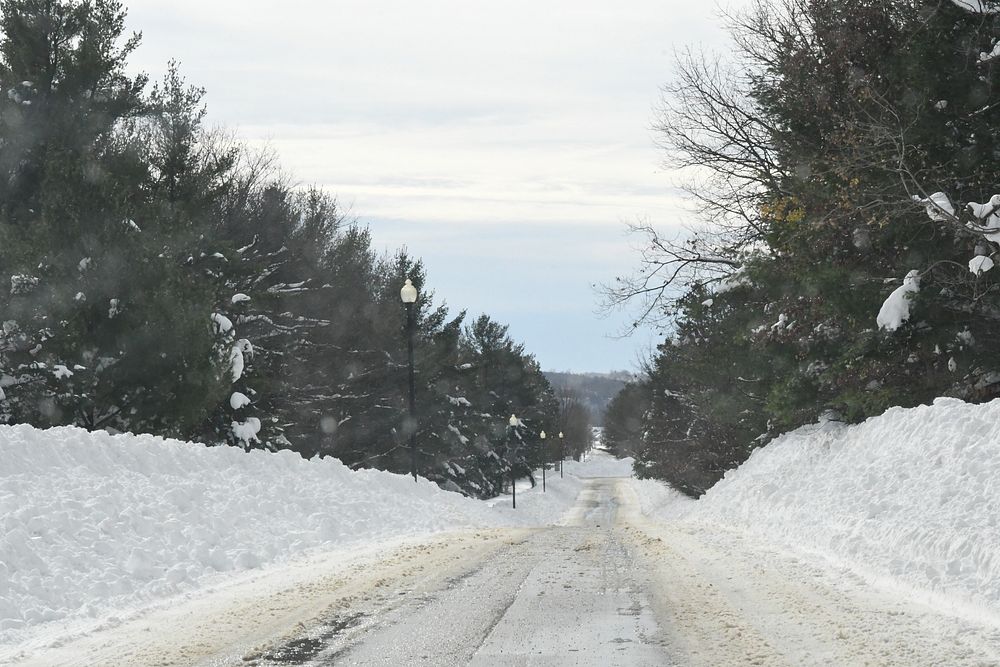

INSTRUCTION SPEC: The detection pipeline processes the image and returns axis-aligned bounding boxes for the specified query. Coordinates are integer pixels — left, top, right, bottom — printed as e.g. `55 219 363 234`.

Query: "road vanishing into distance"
14 478 1000 666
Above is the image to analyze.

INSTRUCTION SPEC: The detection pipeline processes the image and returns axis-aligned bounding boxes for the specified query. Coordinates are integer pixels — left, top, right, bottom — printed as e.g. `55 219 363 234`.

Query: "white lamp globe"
400 278 418 304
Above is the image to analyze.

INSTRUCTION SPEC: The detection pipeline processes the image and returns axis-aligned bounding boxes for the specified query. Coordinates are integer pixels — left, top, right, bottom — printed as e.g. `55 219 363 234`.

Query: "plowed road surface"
14 479 1000 666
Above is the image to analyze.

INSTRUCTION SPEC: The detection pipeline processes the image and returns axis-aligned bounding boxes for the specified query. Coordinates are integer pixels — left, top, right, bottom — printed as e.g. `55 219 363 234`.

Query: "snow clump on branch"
877 270 921 332
913 192 954 222
970 255 995 275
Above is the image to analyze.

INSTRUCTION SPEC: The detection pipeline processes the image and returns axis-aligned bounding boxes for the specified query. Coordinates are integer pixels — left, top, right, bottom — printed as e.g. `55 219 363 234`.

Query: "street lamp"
400 278 418 482
540 430 546 492
559 431 564 478
508 414 518 509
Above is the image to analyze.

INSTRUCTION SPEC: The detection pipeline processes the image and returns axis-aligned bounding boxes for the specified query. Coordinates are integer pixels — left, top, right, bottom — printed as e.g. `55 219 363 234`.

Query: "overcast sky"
124 1 738 373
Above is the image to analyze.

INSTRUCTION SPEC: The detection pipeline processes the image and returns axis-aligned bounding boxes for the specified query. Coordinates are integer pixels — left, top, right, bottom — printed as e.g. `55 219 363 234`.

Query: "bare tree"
601 16 786 328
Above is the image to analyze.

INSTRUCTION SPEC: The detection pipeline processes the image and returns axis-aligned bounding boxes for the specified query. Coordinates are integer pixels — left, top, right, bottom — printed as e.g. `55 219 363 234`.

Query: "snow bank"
0 425 621 648
654 398 1000 612
563 453 635 478
0 424 520 644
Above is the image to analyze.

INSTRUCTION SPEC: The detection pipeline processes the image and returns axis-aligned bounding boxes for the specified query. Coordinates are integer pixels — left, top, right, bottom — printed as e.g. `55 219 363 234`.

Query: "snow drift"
653 397 1000 613
0 424 533 644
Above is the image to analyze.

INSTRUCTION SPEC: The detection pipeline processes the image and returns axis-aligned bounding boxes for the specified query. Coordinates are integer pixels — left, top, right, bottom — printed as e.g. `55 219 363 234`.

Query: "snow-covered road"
319 479 668 665
10 476 1000 666
305 479 1000 666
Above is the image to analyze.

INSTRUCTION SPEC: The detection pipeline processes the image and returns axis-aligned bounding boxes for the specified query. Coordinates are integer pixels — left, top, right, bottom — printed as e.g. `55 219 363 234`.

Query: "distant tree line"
544 371 630 426
605 0 1000 497
0 0 578 498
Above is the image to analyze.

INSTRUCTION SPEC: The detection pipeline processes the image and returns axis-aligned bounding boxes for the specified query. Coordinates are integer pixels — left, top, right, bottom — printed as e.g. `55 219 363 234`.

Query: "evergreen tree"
613 0 1000 495
603 381 649 458
0 0 562 501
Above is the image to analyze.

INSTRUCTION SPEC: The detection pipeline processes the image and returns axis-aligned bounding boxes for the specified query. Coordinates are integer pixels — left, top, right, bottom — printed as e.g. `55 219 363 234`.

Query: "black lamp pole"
508 414 518 509
406 301 416 482
559 431 564 478
400 278 418 482
540 431 546 492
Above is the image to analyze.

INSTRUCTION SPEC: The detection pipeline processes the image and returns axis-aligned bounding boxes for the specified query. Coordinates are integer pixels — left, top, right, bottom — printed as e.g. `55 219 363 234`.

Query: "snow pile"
631 478 690 517
491 466 586 526
484 451 633 524
0 425 625 648
562 453 635 478
0 424 522 643
657 398 1000 612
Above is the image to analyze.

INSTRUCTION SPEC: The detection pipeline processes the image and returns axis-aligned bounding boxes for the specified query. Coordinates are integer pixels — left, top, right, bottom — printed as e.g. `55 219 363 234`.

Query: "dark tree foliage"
602 381 649 458
612 0 1000 496
0 0 559 498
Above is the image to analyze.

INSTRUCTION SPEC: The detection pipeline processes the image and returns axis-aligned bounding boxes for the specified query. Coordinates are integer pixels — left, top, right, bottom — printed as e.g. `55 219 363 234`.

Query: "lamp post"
540 430 546 492
400 278 418 482
559 431 564 478
508 414 518 509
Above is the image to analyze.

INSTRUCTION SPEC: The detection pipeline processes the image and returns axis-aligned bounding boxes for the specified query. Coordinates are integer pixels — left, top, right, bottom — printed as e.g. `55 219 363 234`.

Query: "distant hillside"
545 371 638 425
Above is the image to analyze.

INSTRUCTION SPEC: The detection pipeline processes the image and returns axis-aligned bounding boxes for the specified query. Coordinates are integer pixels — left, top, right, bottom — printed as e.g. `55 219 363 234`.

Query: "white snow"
51 365 73 380
914 191 954 221
446 424 470 445
228 346 244 382
876 269 920 331
210 313 233 336
12 400 1000 662
9 275 38 295
638 397 1000 617
0 425 610 653
231 417 261 446
561 453 634 478
981 42 1000 62
230 293 250 304
967 195 1000 241
969 255 994 275
229 392 251 410
950 0 998 12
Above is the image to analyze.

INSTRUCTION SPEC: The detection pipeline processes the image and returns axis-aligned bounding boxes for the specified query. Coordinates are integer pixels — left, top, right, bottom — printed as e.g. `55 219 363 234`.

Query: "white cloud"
125 0 743 370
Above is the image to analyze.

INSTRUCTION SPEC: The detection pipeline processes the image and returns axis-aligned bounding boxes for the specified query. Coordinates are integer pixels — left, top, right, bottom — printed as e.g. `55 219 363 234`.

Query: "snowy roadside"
6 527 532 667
0 424 610 659
629 397 1000 627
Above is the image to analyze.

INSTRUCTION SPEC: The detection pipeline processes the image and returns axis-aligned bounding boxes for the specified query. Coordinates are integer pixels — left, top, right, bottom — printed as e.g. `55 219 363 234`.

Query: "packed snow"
210 313 233 335
0 424 598 652
876 269 920 331
228 392 251 410
914 191 954 221
951 0 999 13
637 396 1000 619
969 254 994 275
561 452 634 478
10 396 1000 660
